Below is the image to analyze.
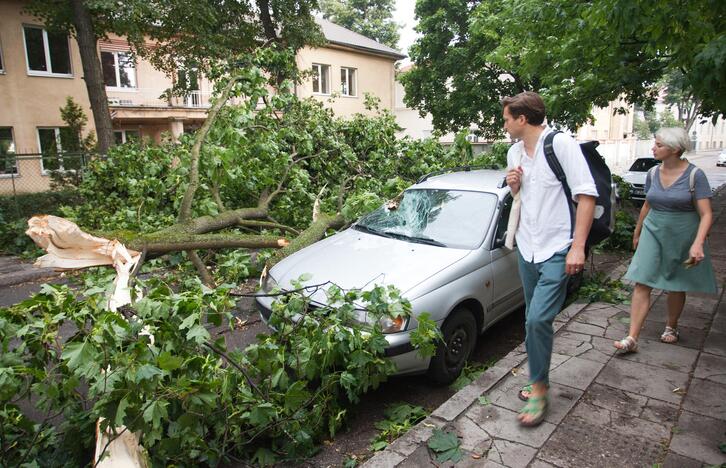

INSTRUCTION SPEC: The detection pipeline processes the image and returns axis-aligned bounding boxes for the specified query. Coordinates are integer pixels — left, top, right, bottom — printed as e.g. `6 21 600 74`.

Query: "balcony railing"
106 89 212 109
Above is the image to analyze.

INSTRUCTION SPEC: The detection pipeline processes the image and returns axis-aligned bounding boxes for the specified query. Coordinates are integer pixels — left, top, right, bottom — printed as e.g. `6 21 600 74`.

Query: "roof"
412 169 510 198
316 17 406 61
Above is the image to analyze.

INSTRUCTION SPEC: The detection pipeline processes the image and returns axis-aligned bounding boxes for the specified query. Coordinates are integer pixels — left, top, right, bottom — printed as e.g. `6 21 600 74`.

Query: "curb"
0 267 61 287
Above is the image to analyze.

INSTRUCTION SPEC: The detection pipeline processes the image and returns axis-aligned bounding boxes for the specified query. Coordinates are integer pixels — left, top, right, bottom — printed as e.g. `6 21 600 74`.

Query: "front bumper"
255 295 430 375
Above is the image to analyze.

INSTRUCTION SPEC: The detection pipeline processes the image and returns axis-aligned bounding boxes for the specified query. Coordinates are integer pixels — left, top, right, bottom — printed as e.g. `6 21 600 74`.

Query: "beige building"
0 2 404 194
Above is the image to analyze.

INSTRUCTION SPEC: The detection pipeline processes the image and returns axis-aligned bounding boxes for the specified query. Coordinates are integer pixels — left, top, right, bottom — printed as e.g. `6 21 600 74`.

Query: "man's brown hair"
501 91 546 125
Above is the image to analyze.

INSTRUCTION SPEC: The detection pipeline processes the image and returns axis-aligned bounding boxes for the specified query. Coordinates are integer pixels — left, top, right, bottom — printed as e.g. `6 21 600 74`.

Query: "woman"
614 127 717 352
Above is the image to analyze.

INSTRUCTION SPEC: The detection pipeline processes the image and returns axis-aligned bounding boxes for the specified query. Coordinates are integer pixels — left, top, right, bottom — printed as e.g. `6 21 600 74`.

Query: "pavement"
363 187 726 468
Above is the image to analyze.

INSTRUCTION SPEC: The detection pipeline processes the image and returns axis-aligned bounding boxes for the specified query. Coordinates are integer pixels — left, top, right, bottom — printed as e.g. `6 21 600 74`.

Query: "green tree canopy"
402 0 725 138
319 0 401 49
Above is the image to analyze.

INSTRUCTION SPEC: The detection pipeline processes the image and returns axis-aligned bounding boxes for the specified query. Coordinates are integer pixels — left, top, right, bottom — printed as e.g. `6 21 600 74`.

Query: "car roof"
410 169 510 198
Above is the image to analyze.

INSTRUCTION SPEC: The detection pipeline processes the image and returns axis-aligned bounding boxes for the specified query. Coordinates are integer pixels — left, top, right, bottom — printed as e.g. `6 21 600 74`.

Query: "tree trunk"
70 0 114 155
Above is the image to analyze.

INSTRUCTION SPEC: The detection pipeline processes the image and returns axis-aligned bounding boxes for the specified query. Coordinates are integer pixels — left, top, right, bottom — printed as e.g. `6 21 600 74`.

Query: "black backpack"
543 131 614 253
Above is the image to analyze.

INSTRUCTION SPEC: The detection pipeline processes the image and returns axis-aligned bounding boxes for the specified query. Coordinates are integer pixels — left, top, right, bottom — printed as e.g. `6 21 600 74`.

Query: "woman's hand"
632 230 641 250
688 242 705 265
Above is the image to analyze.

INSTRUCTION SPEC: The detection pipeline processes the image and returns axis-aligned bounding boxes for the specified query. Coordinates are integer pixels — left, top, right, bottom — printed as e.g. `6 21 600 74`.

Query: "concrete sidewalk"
364 189 726 468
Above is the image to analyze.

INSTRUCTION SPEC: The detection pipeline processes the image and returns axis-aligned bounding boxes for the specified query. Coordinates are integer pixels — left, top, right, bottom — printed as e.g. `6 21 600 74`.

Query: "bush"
0 189 82 255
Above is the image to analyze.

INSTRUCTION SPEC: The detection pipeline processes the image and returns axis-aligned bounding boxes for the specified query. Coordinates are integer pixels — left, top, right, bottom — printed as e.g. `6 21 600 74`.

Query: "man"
503 91 597 426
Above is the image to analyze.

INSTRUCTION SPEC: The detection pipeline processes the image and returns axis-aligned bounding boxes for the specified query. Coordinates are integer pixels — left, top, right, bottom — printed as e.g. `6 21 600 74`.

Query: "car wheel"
427 307 477 385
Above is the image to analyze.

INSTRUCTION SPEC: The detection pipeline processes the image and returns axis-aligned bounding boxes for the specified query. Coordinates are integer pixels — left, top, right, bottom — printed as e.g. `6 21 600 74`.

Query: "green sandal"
518 384 533 401
518 395 548 427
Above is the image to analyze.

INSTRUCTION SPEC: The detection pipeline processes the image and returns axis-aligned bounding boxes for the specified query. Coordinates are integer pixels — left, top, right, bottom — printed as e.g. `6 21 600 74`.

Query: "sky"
393 0 419 63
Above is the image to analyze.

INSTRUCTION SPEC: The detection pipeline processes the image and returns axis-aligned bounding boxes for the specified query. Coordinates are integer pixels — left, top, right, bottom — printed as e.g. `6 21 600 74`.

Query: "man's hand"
566 246 586 276
506 166 523 194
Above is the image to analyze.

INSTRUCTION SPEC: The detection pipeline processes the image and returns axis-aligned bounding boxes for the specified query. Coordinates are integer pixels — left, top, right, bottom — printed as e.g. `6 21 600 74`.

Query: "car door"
487 194 523 324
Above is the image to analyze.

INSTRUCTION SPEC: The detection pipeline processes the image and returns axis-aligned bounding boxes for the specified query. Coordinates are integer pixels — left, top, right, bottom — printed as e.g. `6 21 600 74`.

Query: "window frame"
0 38 5 74
0 127 18 177
340 66 357 97
312 63 330 95
114 129 141 144
101 50 137 90
22 24 73 77
37 127 80 174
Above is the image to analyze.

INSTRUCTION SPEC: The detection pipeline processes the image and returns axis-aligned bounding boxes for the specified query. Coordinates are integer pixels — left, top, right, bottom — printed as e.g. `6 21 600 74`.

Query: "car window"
356 189 498 249
629 158 661 172
492 194 513 248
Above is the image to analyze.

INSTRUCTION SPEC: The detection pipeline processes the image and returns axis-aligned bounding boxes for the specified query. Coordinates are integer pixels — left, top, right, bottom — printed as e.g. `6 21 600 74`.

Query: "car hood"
621 171 648 185
269 228 472 297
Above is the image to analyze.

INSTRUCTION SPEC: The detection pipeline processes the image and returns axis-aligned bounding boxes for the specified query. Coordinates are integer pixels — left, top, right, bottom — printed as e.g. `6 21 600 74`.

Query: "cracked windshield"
355 189 498 249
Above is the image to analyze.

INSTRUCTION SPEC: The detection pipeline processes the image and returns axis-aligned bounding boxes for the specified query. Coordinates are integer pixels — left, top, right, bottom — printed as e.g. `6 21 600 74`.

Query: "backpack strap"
543 131 575 237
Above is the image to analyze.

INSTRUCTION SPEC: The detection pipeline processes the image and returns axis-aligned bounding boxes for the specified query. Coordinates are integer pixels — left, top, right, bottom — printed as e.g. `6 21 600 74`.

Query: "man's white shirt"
506 126 598 263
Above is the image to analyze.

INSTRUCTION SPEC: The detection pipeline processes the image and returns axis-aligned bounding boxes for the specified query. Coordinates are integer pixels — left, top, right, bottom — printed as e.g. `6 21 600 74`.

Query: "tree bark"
69 0 114 154
123 233 288 253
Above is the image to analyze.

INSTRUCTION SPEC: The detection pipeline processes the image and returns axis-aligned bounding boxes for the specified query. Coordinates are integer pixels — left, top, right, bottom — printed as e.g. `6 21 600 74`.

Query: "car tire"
427 307 477 385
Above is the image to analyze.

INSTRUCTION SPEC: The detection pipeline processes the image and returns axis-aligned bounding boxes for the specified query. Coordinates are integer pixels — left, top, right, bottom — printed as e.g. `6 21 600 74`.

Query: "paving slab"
703 330 726 357
466 404 557 449
662 451 703 468
595 356 689 404
638 321 709 350
483 374 582 426
693 352 726 384
615 338 700 373
570 399 671 442
537 411 666 468
452 416 492 456
484 439 537 467
681 377 726 420
547 356 606 390
669 410 726 465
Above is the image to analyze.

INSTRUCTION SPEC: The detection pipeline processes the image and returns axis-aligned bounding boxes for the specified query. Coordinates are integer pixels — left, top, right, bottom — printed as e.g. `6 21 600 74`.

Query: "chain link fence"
0 152 94 221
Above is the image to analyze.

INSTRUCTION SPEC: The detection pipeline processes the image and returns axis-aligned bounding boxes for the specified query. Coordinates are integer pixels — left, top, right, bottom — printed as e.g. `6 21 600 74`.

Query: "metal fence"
0 152 93 199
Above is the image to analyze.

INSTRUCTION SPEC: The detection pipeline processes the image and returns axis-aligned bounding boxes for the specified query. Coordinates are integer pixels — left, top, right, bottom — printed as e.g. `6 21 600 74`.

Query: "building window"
101 51 136 88
0 128 17 175
312 63 330 94
23 25 71 76
0 41 5 73
38 127 81 173
340 67 356 96
114 129 140 144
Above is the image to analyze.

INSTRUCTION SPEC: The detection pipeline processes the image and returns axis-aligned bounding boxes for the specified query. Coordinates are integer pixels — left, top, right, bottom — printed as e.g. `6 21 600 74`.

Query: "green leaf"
143 400 169 428
284 381 310 411
249 403 277 426
186 324 210 344
135 364 163 383
478 396 491 406
251 447 277 466
61 341 95 371
115 397 131 427
428 429 463 463
158 352 183 371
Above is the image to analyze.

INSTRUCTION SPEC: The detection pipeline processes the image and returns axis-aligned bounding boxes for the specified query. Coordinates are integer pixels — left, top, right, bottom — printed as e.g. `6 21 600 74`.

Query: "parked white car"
621 157 661 203
717 151 726 167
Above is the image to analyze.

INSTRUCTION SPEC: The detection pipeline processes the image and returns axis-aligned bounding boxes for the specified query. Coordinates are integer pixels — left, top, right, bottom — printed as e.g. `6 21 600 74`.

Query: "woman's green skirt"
624 209 718 294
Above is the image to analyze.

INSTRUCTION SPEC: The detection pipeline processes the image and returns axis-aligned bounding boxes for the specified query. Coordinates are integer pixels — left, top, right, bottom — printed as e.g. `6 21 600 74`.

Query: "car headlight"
378 315 408 334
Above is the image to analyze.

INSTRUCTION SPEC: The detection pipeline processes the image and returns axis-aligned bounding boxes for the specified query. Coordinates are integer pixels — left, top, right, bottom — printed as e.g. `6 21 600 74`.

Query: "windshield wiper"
353 224 394 238
381 231 448 247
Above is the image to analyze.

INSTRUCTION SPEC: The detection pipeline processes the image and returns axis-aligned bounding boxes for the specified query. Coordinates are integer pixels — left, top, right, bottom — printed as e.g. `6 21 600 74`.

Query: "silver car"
256 169 523 384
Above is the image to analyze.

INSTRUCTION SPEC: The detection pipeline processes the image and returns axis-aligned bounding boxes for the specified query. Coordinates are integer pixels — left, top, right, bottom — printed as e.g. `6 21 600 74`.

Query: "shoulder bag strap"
688 165 697 208
543 131 574 236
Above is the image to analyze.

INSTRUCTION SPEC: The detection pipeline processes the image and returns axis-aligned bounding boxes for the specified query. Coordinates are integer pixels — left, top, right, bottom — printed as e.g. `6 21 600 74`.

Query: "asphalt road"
687 149 726 191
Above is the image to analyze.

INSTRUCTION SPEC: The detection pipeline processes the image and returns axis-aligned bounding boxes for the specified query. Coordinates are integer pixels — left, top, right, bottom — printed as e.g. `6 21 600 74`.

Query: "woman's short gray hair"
655 127 690 155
